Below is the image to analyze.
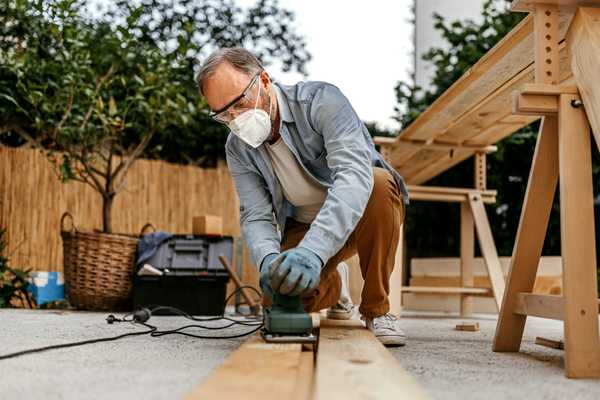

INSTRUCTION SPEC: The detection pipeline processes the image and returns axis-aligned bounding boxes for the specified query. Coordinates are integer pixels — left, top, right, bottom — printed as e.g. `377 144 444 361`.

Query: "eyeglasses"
209 72 261 124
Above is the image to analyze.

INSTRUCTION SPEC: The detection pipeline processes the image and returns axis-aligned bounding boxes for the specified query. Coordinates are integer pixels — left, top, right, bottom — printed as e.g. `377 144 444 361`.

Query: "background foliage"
0 0 310 166
394 0 600 271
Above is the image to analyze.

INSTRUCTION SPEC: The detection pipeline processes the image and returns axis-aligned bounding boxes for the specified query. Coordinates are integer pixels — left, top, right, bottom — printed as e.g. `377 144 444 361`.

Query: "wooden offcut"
536 336 565 350
455 322 480 332
192 214 223 236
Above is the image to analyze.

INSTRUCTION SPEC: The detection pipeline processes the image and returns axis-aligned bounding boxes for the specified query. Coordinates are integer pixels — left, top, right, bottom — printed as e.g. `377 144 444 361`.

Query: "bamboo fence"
0 145 259 300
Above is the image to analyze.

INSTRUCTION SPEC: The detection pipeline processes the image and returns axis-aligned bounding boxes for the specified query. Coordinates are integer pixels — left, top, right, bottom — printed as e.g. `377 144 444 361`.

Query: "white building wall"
414 0 491 90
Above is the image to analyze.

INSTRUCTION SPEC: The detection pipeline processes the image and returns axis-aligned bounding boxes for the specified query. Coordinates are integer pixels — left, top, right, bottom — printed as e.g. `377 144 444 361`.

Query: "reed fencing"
0 145 259 302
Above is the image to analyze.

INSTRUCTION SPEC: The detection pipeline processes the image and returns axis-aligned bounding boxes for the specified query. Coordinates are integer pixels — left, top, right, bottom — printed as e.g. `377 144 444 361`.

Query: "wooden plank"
314 319 427 400
494 117 559 352
469 194 506 310
186 336 306 400
400 11 572 141
401 286 491 296
404 185 497 203
293 351 315 400
409 276 562 295
401 15 536 141
514 293 565 320
460 202 475 316
512 0 600 12
410 256 563 277
557 92 600 378
567 6 600 153
390 27 573 184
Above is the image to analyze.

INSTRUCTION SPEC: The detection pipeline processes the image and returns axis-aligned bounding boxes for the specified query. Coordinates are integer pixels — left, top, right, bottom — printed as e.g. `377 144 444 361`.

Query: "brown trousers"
280 167 405 318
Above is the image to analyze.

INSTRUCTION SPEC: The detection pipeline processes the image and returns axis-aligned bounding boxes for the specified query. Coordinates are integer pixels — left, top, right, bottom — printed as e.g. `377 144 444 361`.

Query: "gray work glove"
269 247 322 297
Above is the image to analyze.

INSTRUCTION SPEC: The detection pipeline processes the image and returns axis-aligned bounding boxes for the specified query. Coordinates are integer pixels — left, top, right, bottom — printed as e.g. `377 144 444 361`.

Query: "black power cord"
0 285 264 361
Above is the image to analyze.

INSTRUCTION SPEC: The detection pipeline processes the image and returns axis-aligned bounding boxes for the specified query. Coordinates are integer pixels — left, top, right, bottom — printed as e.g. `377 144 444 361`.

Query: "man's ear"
259 70 271 88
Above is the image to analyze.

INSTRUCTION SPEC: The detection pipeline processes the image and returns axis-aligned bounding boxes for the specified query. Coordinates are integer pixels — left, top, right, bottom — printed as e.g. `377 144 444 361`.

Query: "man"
196 48 409 346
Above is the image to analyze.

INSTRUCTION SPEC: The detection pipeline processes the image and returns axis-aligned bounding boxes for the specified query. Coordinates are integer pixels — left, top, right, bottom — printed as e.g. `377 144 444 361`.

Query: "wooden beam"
558 92 600 378
533 3 560 84
460 202 475 316
374 136 498 153
474 152 486 190
469 194 505 310
514 293 565 320
567 6 600 153
406 185 497 204
314 319 427 400
494 117 559 352
401 286 491 296
513 92 559 115
186 336 308 400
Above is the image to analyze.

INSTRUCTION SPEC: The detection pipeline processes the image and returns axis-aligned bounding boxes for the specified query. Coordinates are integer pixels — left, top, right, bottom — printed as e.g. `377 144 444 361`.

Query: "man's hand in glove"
259 253 280 302
269 247 322 297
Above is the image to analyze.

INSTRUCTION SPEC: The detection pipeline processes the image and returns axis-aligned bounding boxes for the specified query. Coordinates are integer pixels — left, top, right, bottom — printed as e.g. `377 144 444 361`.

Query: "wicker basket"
60 212 154 311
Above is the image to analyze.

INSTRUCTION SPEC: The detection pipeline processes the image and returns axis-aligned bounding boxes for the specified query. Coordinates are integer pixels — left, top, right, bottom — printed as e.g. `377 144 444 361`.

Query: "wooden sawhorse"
494 0 600 378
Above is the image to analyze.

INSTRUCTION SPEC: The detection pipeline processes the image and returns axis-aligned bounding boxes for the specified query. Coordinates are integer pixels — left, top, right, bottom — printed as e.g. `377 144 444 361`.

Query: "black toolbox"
133 235 232 316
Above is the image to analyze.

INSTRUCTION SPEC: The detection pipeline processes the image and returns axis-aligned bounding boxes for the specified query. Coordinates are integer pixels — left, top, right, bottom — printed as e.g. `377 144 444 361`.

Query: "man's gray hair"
196 47 264 95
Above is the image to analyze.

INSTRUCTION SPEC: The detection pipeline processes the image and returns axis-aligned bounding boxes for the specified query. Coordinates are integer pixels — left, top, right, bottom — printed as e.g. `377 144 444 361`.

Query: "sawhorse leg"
494 116 559 351
558 94 600 378
469 194 505 311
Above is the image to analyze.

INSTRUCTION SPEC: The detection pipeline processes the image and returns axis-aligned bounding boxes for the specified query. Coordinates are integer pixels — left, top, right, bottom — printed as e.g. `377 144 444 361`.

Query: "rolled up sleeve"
298 84 374 264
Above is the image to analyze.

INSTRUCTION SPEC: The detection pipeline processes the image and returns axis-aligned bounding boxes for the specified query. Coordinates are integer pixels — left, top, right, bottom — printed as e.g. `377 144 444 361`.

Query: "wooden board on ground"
185 335 308 400
314 319 427 400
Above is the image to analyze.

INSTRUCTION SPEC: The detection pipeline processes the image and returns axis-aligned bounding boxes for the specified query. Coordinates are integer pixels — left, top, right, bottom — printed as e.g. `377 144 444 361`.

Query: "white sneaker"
326 262 355 320
363 313 406 347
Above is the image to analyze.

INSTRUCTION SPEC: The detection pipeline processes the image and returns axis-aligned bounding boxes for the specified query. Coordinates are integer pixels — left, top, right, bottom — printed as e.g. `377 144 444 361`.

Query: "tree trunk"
102 194 114 234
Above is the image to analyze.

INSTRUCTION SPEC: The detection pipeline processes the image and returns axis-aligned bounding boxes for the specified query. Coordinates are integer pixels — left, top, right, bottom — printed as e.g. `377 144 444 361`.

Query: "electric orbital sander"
261 293 317 344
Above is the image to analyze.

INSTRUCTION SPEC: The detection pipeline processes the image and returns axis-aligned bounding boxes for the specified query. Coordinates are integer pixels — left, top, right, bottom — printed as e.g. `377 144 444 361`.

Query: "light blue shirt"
225 81 409 269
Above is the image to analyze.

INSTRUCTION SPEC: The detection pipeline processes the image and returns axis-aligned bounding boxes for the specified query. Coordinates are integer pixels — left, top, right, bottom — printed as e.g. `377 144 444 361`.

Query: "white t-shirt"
265 136 327 223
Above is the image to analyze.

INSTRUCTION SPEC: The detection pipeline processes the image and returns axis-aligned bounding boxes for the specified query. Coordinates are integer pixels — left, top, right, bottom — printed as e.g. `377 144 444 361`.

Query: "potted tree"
0 1 196 310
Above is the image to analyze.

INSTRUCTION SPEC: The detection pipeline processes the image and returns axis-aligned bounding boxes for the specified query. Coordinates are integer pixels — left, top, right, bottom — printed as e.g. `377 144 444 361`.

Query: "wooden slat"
409 276 562 295
515 293 600 319
406 185 497 204
401 286 491 296
557 92 600 378
567 6 600 153
186 336 307 400
494 117 560 352
314 319 427 400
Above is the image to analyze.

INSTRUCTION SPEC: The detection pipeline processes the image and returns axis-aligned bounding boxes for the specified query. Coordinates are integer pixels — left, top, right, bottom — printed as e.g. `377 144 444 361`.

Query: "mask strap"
254 77 262 109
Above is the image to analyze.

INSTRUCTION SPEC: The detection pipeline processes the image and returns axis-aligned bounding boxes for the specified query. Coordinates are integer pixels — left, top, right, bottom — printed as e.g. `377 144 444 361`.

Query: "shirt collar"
273 83 294 123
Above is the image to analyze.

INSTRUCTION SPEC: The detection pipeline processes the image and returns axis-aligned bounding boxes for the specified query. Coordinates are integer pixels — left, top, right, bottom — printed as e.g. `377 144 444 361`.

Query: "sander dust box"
133 234 233 316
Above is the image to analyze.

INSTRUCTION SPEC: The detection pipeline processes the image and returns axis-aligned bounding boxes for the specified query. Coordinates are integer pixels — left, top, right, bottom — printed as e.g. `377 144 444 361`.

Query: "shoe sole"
326 310 354 320
376 335 406 347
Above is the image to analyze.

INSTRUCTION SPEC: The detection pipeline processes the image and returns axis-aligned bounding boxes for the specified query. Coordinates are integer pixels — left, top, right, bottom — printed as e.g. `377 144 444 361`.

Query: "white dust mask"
227 80 273 148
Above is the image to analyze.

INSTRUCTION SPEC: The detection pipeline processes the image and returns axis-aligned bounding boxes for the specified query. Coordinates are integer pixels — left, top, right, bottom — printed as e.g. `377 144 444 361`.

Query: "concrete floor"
1 309 599 399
